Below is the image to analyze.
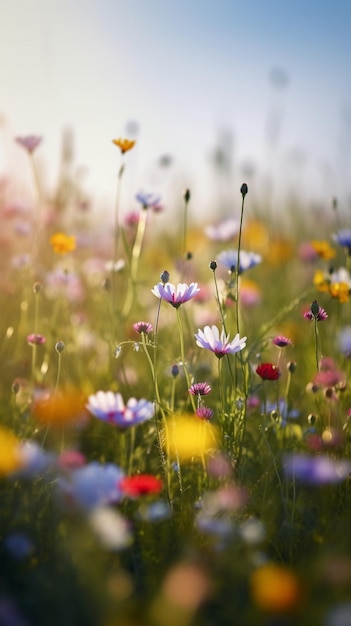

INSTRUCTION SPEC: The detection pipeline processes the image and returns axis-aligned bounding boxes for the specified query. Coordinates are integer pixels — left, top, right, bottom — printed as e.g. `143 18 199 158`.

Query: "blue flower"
57 462 124 509
136 191 161 209
283 453 351 485
338 326 351 357
217 249 262 274
4 533 34 560
334 229 351 252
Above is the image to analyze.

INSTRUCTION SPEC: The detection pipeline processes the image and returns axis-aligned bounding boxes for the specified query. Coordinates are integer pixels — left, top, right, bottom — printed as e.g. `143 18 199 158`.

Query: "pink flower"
152 281 200 308
272 335 293 348
27 334 46 346
304 300 328 321
133 321 153 335
15 135 42 154
194 325 247 359
189 382 212 396
196 407 214 420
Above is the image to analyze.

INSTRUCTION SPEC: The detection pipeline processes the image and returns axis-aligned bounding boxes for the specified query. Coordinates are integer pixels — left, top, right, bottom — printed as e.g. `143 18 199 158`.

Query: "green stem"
235 192 246 336
121 208 148 319
176 307 196 411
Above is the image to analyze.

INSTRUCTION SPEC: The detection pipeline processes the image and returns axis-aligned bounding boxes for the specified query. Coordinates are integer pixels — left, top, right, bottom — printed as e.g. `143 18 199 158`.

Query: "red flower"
119 474 163 497
256 363 281 381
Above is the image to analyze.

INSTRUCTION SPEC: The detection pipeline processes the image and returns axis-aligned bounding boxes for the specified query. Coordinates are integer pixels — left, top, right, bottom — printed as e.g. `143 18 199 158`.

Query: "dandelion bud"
287 361 296 373
33 282 42 294
160 270 170 284
209 260 217 271
183 188 191 203
240 183 248 197
55 341 65 354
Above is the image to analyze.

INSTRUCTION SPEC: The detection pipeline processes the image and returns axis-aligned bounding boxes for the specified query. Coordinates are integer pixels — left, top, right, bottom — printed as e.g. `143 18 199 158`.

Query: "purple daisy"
86 391 154 428
151 281 200 308
195 325 247 359
188 382 212 396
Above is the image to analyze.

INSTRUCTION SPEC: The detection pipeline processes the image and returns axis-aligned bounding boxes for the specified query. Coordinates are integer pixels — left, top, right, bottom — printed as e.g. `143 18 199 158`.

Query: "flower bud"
160 270 170 284
33 282 42 294
240 183 248 197
55 341 65 354
287 361 296 373
183 188 191 203
209 260 217 271
307 413 317 425
171 364 179 377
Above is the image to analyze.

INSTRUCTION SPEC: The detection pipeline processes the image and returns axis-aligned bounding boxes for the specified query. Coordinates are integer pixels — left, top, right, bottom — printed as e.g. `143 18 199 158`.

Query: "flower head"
188 382 212 396
86 391 154 428
119 474 163 497
57 462 124 509
256 363 281 381
217 249 262 274
136 191 161 209
152 282 200 308
303 300 328 321
272 335 293 348
283 453 351 485
27 333 46 346
196 407 214 420
334 229 351 253
310 240 336 260
15 135 42 153
133 321 153 335
112 137 136 153
49 232 76 254
195 325 247 359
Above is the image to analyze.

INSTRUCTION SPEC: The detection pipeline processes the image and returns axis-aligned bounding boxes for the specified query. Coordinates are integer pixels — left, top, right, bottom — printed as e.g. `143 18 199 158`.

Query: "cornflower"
136 191 161 210
333 229 351 253
152 281 200 308
217 249 262 274
194 325 247 359
86 391 154 428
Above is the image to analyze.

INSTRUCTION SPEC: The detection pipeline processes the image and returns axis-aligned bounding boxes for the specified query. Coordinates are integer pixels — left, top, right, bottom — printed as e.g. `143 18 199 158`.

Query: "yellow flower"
310 240 336 260
313 269 330 292
250 563 302 613
112 138 136 154
32 389 87 427
49 232 76 254
330 282 350 303
0 426 23 475
164 415 218 461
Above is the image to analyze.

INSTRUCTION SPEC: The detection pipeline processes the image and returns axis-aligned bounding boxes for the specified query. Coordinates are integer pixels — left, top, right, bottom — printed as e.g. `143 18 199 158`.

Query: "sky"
1 0 351 219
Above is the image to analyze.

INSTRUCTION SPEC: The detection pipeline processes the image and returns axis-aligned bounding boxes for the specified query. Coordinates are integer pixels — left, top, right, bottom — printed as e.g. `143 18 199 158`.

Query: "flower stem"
235 191 246 336
121 208 148 319
176 308 196 412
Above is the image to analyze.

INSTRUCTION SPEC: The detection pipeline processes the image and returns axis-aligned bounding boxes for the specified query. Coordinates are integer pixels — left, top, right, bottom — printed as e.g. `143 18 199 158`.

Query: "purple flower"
189 382 212 396
86 391 154 428
338 326 351 357
333 229 351 252
196 407 214 420
217 249 262 274
136 191 161 209
195 325 247 359
57 461 124 509
133 321 153 334
27 333 46 346
15 135 42 153
205 217 240 241
151 281 200 308
304 300 328 321
272 335 293 348
283 453 351 485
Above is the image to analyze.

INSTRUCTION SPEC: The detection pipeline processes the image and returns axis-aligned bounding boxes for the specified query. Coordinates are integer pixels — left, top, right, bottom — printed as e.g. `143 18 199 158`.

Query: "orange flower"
49 232 76 254
313 269 330 292
32 389 87 427
250 563 302 613
329 282 350 303
112 138 136 154
0 426 23 475
310 240 336 260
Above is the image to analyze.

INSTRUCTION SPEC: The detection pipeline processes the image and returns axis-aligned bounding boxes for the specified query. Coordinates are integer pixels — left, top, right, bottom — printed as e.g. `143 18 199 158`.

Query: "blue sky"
1 0 351 217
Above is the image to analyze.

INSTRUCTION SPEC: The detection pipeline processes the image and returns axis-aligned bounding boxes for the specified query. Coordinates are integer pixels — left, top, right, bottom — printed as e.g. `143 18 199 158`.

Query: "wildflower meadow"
2 133 351 626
